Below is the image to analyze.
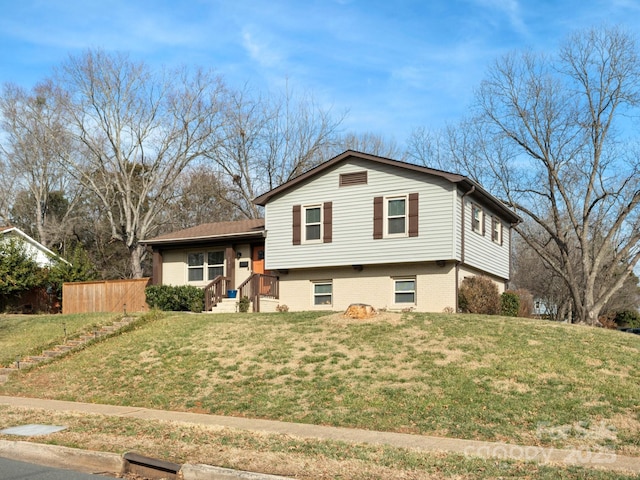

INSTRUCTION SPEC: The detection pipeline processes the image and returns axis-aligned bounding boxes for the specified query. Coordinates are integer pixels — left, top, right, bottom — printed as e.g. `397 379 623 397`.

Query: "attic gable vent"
339 171 368 187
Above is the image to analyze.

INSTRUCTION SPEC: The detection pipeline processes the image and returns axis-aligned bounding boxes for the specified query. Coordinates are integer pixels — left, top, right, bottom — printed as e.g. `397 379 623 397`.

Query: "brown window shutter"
408 193 419 237
292 205 301 245
323 202 332 243
373 196 383 239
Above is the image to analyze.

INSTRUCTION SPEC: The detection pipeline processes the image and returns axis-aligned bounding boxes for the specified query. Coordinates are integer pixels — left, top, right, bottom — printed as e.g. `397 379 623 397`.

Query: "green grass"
1 310 639 457
0 312 117 366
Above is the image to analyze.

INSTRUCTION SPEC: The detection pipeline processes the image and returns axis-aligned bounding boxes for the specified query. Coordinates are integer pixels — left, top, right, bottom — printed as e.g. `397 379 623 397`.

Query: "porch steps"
210 298 238 313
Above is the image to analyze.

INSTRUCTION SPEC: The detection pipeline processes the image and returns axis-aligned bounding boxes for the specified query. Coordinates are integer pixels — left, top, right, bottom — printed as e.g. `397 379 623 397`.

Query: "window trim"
393 277 416 305
471 204 484 235
187 252 205 282
207 251 225 280
187 250 225 283
294 202 332 245
312 280 333 306
384 195 408 238
491 217 502 244
303 204 323 243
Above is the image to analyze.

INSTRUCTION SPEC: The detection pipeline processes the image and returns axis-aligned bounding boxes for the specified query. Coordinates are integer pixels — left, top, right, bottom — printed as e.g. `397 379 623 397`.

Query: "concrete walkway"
0 396 639 476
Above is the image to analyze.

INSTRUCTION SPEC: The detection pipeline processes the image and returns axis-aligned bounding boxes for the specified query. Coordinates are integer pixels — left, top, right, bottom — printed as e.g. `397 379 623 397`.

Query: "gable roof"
253 150 521 224
0 225 68 266
143 219 265 246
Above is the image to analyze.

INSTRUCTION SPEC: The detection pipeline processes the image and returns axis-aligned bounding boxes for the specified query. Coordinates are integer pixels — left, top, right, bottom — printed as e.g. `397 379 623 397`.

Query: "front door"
252 244 274 296
252 244 265 275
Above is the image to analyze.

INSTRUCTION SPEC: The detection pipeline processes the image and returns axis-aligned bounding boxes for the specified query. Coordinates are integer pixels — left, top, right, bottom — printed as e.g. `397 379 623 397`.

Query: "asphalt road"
0 457 115 479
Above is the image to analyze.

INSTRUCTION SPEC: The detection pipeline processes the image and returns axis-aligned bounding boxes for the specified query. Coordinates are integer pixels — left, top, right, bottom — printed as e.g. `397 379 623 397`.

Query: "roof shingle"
144 219 265 244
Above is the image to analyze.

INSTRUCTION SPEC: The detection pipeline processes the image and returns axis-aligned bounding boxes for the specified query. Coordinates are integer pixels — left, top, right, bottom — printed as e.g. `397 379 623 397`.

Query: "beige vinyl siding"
277 263 457 313
265 159 456 270
162 250 188 286
454 189 462 260
279 262 456 312
460 197 511 280
234 244 253 288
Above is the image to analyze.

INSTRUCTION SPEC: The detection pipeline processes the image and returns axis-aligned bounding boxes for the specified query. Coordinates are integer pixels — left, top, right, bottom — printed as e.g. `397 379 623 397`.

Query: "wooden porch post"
225 246 235 289
152 250 163 285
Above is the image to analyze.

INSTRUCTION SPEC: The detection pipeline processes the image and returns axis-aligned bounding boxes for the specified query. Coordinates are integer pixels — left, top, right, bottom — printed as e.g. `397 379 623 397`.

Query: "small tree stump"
344 303 377 319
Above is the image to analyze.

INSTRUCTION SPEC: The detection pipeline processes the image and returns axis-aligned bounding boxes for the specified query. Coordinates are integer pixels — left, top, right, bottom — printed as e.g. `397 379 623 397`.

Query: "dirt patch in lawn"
319 311 404 325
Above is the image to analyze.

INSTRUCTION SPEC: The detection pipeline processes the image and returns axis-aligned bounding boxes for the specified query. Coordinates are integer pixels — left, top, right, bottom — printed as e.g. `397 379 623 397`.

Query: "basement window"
394 278 416 304
313 281 333 306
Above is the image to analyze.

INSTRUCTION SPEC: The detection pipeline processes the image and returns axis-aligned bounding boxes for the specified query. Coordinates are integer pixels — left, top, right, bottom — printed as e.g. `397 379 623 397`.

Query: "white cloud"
471 0 528 36
241 28 284 69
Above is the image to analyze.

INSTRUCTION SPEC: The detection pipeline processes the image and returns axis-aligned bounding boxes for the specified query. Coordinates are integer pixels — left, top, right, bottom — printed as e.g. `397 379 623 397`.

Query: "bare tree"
209 85 343 218
164 165 241 231
511 234 572 321
429 27 640 325
0 81 80 248
333 131 404 160
58 50 226 278
406 126 447 168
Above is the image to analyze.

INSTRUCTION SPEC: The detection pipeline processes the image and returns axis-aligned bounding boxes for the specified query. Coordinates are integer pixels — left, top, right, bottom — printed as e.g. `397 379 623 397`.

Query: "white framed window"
385 195 407 237
471 204 483 234
188 253 205 281
313 280 333 306
188 250 225 282
491 217 502 244
207 251 225 279
304 205 322 242
394 278 416 304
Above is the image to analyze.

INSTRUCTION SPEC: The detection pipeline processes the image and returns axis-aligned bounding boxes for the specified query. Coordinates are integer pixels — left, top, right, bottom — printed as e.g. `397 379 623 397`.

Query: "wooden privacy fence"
62 278 151 314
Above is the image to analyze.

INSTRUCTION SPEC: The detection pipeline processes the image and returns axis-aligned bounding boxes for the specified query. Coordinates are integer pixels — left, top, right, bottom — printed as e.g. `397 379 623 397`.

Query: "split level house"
144 150 521 312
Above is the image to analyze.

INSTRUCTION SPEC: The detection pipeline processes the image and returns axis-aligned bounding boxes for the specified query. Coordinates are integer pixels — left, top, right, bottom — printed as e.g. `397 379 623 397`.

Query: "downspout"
457 186 476 311
508 221 518 290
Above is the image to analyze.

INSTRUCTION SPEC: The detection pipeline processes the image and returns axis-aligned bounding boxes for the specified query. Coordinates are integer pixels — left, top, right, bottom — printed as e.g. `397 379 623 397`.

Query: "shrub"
514 289 534 318
238 295 251 313
599 312 618 329
501 291 520 317
458 276 500 315
614 310 640 328
145 285 204 312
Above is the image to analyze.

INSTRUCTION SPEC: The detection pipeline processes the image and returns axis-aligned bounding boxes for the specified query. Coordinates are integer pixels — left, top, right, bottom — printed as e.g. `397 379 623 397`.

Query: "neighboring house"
533 298 559 318
145 150 521 312
0 226 66 267
0 226 68 313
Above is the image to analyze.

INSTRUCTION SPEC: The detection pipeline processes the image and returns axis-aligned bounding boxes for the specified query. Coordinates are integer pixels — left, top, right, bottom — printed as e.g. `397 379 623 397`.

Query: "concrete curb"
0 439 124 474
0 440 294 479
181 463 294 480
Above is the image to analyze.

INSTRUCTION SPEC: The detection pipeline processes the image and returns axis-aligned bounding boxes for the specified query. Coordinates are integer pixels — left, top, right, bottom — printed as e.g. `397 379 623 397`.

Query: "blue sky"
1 0 639 145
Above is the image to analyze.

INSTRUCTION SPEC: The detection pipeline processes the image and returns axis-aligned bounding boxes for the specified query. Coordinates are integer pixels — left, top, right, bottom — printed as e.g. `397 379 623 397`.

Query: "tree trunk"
129 244 146 279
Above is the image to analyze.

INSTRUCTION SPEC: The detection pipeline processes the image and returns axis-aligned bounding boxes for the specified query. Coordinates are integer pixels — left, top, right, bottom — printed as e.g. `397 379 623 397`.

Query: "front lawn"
2 310 638 457
0 312 117 366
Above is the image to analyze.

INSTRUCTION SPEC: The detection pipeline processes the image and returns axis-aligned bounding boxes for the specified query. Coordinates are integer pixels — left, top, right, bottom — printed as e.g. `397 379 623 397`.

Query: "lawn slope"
1 310 639 456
